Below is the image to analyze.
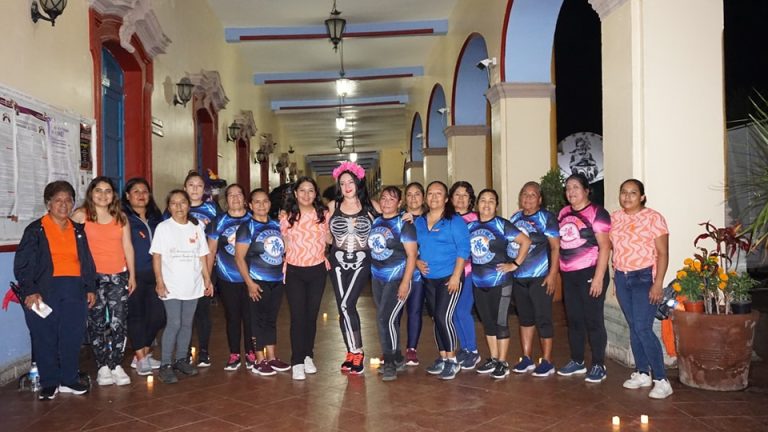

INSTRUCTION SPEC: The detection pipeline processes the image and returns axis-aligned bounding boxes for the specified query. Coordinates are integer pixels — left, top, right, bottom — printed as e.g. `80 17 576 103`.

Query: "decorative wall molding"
233 110 258 140
486 82 555 105
588 0 630 21
260 133 275 154
89 0 171 58
423 148 447 156
188 70 230 113
404 161 424 169
444 125 490 138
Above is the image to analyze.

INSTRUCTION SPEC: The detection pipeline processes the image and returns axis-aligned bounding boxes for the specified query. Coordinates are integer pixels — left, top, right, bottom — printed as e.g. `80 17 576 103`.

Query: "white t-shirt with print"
149 218 210 300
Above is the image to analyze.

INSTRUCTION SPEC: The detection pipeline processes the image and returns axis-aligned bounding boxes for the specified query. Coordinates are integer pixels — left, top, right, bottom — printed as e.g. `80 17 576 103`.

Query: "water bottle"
29 362 40 392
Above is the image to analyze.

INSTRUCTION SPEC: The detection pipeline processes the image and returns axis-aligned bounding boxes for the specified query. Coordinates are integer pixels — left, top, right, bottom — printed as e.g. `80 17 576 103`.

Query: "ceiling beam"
226 20 448 42
271 95 408 111
254 66 423 85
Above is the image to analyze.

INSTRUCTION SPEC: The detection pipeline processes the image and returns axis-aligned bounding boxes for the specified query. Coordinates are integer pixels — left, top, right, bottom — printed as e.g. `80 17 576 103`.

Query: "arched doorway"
101 48 125 190
194 107 217 176
236 138 250 189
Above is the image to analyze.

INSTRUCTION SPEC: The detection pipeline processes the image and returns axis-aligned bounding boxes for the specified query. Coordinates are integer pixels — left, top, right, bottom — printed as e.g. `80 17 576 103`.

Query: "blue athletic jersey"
468 217 522 288
235 218 284 283
509 209 559 278
164 201 219 227
368 213 417 282
207 212 252 282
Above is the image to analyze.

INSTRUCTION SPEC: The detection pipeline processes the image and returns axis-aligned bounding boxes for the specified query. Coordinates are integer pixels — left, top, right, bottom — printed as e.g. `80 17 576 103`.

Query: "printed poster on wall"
14 106 48 219
48 114 79 188
0 97 16 216
557 132 604 184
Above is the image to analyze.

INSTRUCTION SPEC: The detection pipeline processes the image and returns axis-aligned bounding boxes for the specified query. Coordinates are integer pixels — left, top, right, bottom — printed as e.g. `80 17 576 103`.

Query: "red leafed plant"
694 222 751 273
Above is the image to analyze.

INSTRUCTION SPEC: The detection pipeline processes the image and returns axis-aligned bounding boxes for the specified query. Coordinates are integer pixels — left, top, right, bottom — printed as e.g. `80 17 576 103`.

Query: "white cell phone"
31 301 53 319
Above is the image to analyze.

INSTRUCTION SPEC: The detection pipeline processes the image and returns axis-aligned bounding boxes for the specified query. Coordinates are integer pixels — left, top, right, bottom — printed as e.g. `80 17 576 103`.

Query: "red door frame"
236 138 251 189
89 10 153 182
193 100 218 176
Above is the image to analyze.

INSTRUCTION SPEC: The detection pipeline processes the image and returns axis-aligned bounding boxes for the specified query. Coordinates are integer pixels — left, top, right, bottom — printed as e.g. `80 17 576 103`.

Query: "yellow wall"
379 147 405 187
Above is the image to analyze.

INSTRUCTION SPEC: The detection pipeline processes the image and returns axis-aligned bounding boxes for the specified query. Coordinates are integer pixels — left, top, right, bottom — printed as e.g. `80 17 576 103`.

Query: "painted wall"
379 148 405 187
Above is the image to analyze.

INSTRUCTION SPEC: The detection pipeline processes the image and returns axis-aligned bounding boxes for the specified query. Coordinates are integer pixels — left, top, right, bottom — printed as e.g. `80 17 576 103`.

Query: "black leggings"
192 294 212 352
329 253 371 353
562 266 609 365
285 263 327 365
372 278 407 360
423 275 463 353
127 271 166 351
475 284 513 339
249 280 284 350
218 280 252 354
512 276 554 338
405 278 426 349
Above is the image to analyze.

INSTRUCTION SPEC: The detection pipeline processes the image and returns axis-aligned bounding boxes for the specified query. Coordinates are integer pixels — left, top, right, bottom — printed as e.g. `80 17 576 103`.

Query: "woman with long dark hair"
415 181 470 380
280 176 329 380
72 176 135 387
327 161 379 375
122 177 165 376
403 182 427 366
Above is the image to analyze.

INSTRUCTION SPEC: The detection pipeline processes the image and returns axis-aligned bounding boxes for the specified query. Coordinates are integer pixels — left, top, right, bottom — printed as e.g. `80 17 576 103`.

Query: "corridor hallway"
2 284 767 432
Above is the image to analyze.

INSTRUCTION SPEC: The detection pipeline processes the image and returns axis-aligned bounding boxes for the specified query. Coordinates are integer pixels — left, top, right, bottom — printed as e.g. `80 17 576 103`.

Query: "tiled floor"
2 286 767 431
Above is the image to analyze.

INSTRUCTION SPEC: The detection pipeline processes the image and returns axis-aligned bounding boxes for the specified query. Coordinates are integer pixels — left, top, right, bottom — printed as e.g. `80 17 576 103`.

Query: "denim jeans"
614 267 666 379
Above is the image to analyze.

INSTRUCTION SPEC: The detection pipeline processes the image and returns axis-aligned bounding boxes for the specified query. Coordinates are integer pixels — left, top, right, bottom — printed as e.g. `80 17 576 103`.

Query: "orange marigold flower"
693 261 702 271
718 281 727 290
729 270 737 276
719 273 728 281
676 271 687 279
684 258 694 266
673 282 682 292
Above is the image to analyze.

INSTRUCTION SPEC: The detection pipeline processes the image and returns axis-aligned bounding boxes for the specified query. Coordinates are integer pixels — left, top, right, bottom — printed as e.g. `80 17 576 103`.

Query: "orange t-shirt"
280 210 329 268
610 207 668 273
41 214 81 277
85 219 127 274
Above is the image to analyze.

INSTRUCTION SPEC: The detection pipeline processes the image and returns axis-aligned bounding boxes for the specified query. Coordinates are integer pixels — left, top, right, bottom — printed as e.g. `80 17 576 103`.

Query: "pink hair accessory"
333 161 365 180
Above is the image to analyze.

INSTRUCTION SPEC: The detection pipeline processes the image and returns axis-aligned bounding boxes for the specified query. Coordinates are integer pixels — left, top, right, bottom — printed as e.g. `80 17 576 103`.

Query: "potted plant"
671 222 760 391
539 169 565 301
729 272 757 314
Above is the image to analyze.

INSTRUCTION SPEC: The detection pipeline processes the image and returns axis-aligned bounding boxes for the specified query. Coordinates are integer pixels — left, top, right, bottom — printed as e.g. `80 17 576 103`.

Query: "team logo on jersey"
256 229 284 266
223 225 239 255
368 226 394 261
190 211 212 226
470 229 495 265
559 216 587 249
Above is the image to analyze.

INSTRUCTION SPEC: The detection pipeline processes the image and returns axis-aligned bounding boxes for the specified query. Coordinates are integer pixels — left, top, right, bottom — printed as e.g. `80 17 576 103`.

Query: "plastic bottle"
29 362 40 392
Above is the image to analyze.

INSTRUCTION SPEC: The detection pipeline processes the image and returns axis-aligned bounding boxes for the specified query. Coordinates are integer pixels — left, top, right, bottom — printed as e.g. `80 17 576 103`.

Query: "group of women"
15 161 673 401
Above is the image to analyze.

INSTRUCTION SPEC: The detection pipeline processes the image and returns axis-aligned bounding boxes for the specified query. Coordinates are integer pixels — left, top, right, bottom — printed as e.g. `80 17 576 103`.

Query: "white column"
422 148 448 185
404 161 424 185
445 125 490 191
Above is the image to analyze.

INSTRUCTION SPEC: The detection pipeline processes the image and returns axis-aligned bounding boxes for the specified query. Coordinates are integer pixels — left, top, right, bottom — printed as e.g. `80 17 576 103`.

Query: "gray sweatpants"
161 298 199 365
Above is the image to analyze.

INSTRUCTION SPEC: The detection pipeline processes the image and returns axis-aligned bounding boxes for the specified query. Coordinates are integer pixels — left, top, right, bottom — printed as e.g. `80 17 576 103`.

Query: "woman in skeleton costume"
327 161 379 375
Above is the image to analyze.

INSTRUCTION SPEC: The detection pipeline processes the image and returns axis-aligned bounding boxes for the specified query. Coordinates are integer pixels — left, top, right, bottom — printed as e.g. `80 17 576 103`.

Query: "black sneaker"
158 364 178 384
58 381 89 395
38 386 58 400
173 359 199 376
349 352 365 375
476 358 498 374
197 351 211 368
381 362 397 382
491 361 510 379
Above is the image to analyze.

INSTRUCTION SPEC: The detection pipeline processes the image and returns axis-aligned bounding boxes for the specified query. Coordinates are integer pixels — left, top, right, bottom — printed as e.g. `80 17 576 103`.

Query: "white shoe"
111 366 131 386
304 356 317 374
623 371 653 389
649 379 674 399
292 364 306 381
97 366 114 386
146 354 162 369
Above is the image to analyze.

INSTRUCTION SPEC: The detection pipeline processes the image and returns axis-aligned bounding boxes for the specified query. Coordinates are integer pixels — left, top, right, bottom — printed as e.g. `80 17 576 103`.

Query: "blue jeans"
614 267 666 379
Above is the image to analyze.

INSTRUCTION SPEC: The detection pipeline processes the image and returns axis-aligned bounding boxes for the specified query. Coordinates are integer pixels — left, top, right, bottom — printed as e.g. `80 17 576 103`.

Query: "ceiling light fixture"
324 0 346 52
336 110 346 131
31 0 67 26
349 131 357 162
336 136 346 153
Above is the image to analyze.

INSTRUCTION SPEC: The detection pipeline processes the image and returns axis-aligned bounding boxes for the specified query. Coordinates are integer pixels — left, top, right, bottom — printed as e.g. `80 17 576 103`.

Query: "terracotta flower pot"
672 310 759 391
683 300 705 313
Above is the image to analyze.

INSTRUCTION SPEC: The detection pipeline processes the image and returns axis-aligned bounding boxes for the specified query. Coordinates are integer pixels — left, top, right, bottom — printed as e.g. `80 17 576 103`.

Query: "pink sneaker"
245 351 257 370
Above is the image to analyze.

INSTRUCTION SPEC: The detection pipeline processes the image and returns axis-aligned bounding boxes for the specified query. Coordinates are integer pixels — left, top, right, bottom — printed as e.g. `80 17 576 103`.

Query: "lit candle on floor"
323 313 328 320
641 415 648 424
370 357 381 367
612 416 620 426
191 347 196 356
147 375 153 386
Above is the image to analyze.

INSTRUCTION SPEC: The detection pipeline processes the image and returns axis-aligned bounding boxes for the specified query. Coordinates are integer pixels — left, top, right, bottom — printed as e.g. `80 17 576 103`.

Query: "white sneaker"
111 366 131 386
146 354 162 369
623 371 653 389
292 364 306 381
649 379 674 399
304 356 317 374
97 366 114 386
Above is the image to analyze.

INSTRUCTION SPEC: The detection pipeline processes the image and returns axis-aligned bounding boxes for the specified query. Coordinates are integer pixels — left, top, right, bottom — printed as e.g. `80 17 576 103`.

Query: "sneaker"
292 364 306 381
381 362 397 381
532 359 555 377
130 356 138 369
304 356 318 374
426 358 446 375
269 358 291 372
146 354 162 369
476 358 498 374
97 365 114 386
512 356 535 374
557 360 587 376
405 348 419 366
173 359 199 376
224 353 241 371
623 371 653 389
135 357 153 376
245 351 257 370
460 351 481 370
438 359 460 380
38 386 58 401
58 382 89 395
111 366 131 386
491 361 511 379
394 356 407 372
349 352 365 375
197 351 211 368
649 379 673 399
584 364 607 383
455 349 468 365
158 364 178 384
251 359 276 376
340 352 354 372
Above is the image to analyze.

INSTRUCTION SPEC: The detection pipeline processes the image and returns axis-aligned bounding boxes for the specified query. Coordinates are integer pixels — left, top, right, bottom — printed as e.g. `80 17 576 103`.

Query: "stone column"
422 148 448 185
404 161 424 185
445 125 490 190
487 83 556 216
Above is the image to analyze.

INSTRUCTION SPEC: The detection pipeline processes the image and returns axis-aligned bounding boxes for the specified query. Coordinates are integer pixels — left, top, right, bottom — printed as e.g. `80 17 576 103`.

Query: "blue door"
102 48 125 192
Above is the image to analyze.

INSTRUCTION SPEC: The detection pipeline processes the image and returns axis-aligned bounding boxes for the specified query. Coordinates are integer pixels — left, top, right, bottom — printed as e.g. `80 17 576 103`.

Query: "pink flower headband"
332 161 365 180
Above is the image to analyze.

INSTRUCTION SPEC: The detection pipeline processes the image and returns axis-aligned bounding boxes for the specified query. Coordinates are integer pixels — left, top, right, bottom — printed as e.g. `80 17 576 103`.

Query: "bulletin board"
0 82 95 245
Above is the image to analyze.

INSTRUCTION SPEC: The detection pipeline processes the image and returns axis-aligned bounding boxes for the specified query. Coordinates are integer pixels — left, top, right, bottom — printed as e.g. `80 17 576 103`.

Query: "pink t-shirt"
558 203 611 272
610 207 668 272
